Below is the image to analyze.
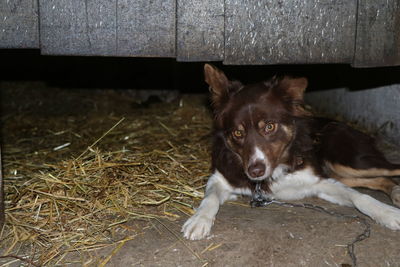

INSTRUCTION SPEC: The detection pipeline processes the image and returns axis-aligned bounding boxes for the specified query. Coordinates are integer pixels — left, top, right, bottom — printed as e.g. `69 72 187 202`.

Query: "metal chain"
250 185 370 267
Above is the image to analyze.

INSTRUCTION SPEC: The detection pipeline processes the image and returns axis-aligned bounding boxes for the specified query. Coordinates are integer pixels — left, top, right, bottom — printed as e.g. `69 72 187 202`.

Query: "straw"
1 94 212 266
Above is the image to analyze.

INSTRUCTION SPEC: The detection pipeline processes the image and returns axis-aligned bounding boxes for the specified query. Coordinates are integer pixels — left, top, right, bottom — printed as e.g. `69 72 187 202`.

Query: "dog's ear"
280 76 308 101
280 76 311 116
204 64 242 109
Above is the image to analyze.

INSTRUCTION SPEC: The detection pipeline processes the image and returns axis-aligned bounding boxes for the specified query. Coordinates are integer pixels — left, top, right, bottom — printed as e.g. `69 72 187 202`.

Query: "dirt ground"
1 81 400 267
110 197 400 267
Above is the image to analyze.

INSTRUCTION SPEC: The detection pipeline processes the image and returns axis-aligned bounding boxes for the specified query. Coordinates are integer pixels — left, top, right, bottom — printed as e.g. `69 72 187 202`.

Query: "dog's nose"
248 162 266 178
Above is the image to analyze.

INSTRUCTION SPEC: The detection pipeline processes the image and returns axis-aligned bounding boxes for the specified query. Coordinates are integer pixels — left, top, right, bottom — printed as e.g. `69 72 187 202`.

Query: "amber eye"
265 122 276 133
233 130 244 138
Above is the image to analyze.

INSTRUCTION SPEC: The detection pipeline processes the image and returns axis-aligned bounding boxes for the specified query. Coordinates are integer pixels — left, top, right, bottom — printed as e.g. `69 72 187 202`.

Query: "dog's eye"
265 122 276 133
233 130 244 138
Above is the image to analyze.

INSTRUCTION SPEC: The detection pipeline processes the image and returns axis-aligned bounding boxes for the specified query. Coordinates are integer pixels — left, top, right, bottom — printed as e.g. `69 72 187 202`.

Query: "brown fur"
181 64 400 241
205 64 400 205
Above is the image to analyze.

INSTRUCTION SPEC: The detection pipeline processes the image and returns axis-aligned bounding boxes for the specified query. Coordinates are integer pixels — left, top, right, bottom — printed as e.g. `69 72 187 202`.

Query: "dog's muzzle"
247 161 272 181
247 162 266 179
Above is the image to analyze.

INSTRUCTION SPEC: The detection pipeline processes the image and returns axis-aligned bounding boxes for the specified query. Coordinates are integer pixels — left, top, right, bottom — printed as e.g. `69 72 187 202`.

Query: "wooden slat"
0 0 39 48
224 0 357 65
176 0 224 61
39 0 117 56
116 0 176 57
39 0 175 57
353 0 400 67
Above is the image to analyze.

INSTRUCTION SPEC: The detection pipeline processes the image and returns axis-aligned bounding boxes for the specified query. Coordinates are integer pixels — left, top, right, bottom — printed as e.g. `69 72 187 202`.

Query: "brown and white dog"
182 64 400 240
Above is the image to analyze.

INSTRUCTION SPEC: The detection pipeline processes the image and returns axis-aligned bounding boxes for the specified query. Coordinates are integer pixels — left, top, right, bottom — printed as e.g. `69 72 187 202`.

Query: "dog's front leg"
182 171 234 240
315 179 400 230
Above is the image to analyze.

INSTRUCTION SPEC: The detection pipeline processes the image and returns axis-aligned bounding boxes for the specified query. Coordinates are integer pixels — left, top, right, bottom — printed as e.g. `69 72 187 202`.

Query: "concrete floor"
104 194 400 267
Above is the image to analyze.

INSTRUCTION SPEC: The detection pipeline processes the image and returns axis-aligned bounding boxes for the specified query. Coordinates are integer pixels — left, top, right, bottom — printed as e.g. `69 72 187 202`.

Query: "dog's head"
205 64 310 181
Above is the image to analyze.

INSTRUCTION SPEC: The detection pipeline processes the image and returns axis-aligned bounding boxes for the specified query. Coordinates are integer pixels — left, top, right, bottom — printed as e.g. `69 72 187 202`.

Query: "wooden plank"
39 0 175 57
176 0 224 61
116 0 175 57
39 0 117 56
0 0 39 48
353 0 400 67
224 0 357 65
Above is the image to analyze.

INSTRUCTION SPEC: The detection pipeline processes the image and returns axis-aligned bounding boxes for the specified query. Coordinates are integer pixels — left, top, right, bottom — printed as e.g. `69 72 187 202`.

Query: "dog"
182 64 400 240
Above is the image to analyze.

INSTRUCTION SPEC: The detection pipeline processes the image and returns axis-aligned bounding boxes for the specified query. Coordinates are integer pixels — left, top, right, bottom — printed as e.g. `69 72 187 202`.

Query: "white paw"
372 203 400 230
182 213 214 240
391 185 400 207
355 194 400 230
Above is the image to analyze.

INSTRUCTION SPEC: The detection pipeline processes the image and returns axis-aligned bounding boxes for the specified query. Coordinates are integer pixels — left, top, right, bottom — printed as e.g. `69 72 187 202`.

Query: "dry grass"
0 87 212 266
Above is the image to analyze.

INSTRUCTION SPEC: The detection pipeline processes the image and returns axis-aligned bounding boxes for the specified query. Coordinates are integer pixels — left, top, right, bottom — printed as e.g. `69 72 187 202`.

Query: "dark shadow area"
1 49 400 92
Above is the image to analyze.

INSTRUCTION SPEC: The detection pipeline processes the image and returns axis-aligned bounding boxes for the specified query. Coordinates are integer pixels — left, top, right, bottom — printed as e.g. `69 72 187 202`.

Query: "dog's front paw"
374 204 400 230
182 213 214 240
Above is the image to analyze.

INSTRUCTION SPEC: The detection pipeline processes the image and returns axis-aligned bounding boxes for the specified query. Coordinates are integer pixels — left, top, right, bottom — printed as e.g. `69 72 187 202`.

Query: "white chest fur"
267 166 320 200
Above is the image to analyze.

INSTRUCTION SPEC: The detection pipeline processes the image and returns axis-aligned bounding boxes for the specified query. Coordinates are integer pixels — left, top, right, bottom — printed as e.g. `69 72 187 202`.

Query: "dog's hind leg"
324 162 400 207
319 121 400 206
392 185 400 207
315 179 400 230
325 160 400 178
182 171 235 240
334 177 400 207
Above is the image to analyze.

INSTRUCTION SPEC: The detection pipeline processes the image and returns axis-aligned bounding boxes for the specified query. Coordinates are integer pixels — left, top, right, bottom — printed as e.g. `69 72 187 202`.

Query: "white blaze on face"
253 147 265 161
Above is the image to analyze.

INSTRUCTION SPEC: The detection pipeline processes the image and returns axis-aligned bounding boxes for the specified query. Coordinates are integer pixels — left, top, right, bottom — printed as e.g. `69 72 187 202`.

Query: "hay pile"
0 88 212 266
